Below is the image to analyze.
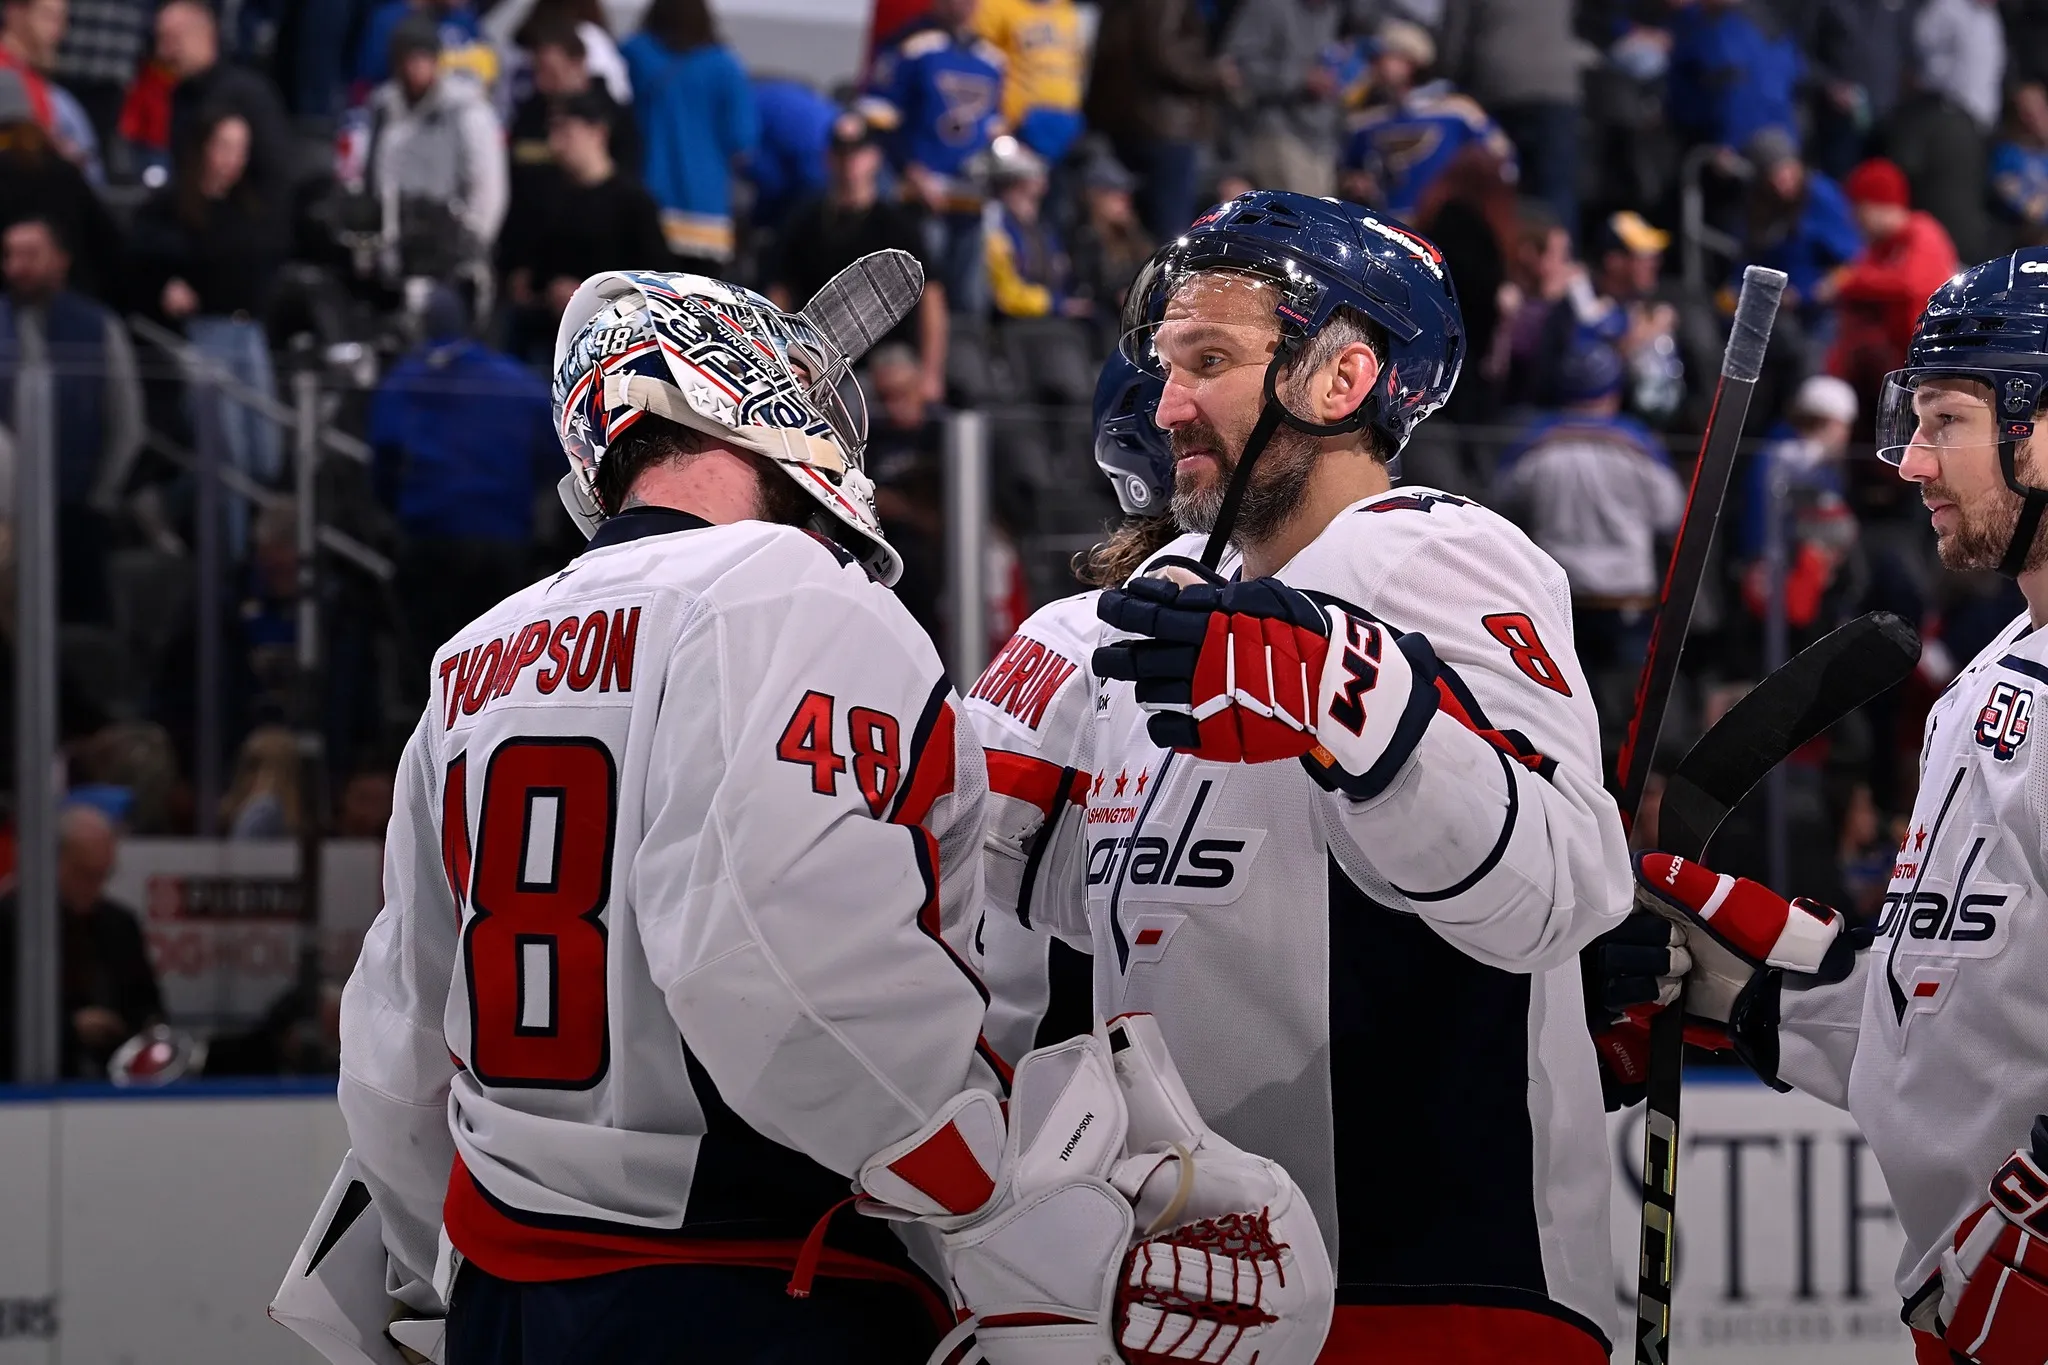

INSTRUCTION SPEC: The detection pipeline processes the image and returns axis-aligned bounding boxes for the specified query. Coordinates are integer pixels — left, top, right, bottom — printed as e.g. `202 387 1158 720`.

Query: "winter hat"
1844 158 1910 208
388 12 443 64
1790 374 1858 426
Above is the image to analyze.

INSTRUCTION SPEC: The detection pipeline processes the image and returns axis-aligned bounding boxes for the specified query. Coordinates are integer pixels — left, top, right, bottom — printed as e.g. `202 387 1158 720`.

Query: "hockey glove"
855 1015 1333 1365
1094 561 1440 800
1938 1116 2048 1365
1603 852 1863 1090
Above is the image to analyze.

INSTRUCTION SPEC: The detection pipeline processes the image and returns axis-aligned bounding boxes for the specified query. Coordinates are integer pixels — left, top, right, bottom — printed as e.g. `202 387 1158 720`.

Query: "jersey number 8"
443 738 618 1090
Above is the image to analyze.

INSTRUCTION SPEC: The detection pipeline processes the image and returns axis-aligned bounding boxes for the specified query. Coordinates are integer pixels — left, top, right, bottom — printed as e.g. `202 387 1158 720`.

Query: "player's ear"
1313 342 1381 425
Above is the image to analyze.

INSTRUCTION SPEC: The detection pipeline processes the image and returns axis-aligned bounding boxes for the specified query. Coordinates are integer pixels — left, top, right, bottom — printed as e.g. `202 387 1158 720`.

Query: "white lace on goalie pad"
892 1021 1334 1365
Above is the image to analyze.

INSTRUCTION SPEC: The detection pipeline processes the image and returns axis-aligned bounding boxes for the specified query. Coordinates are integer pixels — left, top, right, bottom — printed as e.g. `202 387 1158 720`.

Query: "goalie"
271 256 1333 1364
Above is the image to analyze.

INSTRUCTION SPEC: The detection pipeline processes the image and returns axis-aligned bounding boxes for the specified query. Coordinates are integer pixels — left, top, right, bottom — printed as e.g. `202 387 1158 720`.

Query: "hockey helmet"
552 263 910 584
1874 246 2048 575
1120 191 1464 458
1093 350 1173 516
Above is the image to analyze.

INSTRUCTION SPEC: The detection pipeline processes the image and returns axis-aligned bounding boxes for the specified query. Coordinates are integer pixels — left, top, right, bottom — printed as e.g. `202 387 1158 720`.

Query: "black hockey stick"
1620 264 1787 1365
1632 610 1920 1365
1656 612 1921 861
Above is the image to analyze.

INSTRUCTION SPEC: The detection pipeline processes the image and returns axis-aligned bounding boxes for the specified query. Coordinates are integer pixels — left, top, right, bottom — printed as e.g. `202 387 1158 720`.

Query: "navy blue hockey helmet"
1875 246 2048 575
1120 191 1465 457
1093 350 1173 516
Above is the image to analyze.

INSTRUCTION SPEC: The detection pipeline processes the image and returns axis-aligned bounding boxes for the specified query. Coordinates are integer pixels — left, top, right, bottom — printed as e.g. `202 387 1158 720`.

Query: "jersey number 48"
442 738 618 1090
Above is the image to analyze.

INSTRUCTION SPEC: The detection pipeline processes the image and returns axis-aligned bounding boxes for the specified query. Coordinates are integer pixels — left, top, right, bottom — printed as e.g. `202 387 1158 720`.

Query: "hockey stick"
1656 612 1921 861
1631 611 1918 1364
1621 265 1787 1365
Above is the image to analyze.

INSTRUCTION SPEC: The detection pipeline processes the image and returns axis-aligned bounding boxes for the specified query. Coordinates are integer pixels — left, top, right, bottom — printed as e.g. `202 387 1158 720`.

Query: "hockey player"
308 261 1337 1365
1596 246 2048 1365
1068 192 1635 1362
969 352 1199 1064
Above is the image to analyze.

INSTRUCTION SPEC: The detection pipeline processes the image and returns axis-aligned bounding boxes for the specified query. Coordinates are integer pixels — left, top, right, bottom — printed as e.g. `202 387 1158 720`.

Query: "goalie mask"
552 268 905 586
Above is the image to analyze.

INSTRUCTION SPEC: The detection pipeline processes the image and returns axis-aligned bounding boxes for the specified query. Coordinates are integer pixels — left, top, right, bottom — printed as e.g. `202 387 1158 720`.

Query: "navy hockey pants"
445 1261 942 1363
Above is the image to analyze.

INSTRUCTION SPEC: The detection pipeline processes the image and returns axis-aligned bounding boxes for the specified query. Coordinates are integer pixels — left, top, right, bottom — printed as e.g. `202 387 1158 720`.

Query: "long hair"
1073 516 1184 588
221 725 302 834
173 109 258 231
641 0 718 50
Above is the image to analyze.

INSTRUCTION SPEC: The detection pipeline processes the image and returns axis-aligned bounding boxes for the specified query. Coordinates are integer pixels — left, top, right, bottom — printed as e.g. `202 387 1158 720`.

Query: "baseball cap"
1599 210 1671 257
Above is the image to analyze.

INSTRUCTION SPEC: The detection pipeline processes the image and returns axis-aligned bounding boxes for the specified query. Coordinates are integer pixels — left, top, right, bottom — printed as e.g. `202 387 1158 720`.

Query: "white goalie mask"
551 261 917 585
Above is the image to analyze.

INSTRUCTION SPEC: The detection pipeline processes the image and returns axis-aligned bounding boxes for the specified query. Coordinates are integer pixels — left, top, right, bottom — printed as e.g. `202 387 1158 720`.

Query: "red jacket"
1826 210 1960 385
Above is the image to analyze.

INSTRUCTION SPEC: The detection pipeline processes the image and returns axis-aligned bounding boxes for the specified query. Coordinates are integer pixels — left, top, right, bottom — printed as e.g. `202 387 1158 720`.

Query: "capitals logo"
1976 681 2033 762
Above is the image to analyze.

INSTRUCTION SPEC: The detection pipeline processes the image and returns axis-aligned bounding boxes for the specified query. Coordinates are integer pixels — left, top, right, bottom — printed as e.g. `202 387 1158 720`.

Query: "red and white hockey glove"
1094 563 1439 799
1589 854 1860 1098
856 1017 1334 1365
1939 1117 2048 1365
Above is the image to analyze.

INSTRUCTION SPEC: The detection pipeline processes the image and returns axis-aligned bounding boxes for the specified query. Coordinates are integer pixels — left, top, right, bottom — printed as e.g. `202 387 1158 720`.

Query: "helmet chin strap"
1197 341 1380 569
1996 433 2048 578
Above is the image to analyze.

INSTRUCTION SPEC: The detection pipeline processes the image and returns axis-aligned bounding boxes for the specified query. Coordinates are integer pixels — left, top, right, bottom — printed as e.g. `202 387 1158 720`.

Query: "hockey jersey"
1778 610 2048 1304
1071 491 1631 1349
337 508 996 1303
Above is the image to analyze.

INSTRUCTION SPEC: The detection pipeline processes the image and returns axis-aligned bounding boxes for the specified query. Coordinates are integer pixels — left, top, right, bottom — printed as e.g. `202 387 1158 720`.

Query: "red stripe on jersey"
985 749 1088 816
1318 1302 1607 1363
892 696 958 830
1433 678 1550 774
441 1156 951 1329
886 1120 996 1215
441 753 470 914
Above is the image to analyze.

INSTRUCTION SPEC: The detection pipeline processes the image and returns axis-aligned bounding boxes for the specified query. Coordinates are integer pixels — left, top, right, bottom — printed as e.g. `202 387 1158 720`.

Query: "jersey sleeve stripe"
1432 667 1558 782
1387 745 1523 904
890 680 957 830
985 748 1087 816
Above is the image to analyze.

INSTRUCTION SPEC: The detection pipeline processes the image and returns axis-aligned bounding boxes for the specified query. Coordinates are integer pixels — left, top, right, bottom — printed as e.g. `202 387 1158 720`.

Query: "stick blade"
1659 611 1920 860
799 249 924 366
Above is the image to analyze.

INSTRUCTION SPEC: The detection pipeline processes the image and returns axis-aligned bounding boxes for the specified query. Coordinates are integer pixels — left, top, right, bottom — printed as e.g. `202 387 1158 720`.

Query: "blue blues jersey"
1992 140 2048 227
859 19 1005 180
1342 82 1516 223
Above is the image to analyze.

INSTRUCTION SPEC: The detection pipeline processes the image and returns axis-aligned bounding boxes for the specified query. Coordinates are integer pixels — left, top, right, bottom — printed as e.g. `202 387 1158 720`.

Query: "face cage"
1873 366 2043 468
707 298 872 463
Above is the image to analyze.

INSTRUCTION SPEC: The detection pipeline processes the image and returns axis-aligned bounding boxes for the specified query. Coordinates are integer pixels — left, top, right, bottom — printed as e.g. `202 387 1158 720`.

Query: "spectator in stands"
1498 200 1579 408
768 111 945 402
1 215 143 626
337 761 396 839
1882 47 1994 264
354 0 482 87
131 109 288 563
1438 0 1581 234
366 15 507 281
0 0 52 129
1738 126 1861 334
1736 371 1855 566
504 17 639 244
623 0 757 268
0 806 164 1080
1491 328 1683 749
500 89 669 359
973 0 1083 165
1993 82 2048 245
860 0 1002 308
502 0 630 105
0 69 117 297
221 724 300 837
1823 157 1961 404
50 0 148 147
1801 0 1915 179
1222 0 1344 198
154 0 291 196
4 0 99 182
1340 21 1515 226
1083 0 1223 239
984 137 1083 324
1067 153 1153 330
1591 210 1689 425
749 76 835 233
1666 0 1801 154
1915 0 2005 132
1415 148 1517 425
368 287 557 701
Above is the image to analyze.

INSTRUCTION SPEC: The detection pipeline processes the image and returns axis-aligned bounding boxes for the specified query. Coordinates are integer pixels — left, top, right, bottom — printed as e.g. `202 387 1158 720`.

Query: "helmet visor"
1120 257 1323 378
1873 367 2043 466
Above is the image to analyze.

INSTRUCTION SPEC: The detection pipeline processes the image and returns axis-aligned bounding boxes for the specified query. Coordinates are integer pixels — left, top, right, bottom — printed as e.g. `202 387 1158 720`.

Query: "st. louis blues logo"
1977 681 2033 762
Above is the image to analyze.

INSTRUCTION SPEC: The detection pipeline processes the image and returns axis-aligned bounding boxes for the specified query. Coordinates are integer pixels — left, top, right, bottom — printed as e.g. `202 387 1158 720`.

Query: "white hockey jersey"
338 508 996 1301
1777 609 2048 1305
962 533 1215 1066
1074 489 1632 1350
